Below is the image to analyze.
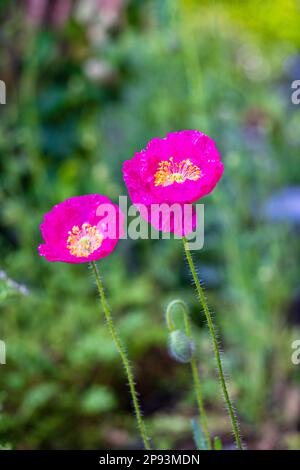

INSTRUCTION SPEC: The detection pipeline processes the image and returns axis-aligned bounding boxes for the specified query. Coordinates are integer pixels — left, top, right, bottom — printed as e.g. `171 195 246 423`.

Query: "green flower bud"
169 330 195 363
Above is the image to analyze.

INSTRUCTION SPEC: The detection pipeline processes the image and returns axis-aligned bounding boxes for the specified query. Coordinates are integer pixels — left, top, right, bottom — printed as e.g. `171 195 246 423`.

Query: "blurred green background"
1 0 300 450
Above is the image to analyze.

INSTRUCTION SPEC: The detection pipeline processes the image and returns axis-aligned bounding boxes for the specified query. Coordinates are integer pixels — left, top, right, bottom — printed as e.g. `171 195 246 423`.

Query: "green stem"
90 261 151 450
190 360 211 449
182 237 243 450
166 299 212 450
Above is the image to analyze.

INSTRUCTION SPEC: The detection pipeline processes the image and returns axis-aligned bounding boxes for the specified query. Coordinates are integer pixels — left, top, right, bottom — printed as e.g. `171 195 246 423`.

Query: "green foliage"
214 436 223 450
81 386 117 415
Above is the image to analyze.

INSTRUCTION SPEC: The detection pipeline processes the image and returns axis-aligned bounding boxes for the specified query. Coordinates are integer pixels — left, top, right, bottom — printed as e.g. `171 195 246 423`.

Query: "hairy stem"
182 237 243 450
166 299 212 449
90 261 150 449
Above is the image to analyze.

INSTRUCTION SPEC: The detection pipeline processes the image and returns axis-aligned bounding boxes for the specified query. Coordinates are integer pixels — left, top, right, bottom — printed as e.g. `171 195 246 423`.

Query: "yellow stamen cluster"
67 223 103 258
154 157 201 187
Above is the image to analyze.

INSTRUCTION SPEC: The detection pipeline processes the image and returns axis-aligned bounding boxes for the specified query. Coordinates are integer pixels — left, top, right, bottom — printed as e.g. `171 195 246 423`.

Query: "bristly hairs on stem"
166 299 212 450
182 236 244 450
90 261 151 450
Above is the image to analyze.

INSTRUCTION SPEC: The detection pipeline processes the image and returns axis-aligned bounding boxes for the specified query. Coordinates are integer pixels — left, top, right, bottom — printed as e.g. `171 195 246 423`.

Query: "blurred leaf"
21 384 60 416
191 418 207 450
214 436 223 450
81 386 117 415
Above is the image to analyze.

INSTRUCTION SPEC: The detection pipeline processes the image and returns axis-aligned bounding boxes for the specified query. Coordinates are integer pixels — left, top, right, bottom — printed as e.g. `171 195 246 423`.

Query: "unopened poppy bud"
169 330 195 363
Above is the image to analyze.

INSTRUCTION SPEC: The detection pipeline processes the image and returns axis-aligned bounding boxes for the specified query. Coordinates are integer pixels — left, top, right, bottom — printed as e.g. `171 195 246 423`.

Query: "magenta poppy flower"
122 130 223 206
122 130 223 235
38 194 124 263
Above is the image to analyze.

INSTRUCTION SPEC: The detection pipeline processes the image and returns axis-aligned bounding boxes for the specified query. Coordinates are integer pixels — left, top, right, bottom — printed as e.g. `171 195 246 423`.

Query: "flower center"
67 223 103 258
154 157 201 187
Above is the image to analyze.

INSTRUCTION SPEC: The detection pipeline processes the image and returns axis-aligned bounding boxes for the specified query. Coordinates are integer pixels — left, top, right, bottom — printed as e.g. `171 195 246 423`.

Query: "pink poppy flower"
123 130 223 206
38 194 124 263
122 130 223 234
